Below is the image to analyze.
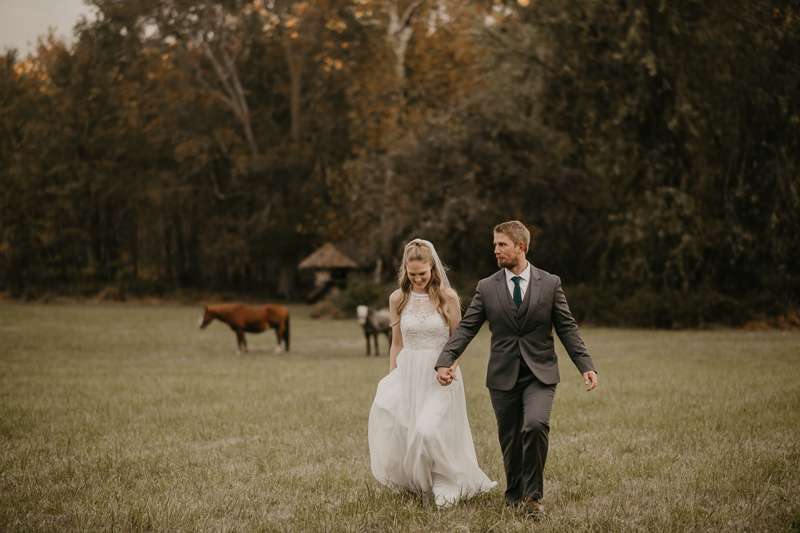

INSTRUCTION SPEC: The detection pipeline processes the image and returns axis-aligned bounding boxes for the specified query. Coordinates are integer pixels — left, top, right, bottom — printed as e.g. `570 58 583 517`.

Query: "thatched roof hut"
298 242 360 303
298 242 359 270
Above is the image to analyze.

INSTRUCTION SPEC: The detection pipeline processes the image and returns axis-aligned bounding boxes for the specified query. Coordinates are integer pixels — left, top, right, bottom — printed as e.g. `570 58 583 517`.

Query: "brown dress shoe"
522 495 545 515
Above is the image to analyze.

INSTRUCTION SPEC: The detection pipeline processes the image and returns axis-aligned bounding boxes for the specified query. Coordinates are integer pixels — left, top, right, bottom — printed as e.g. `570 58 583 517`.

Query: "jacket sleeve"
434 281 487 370
552 277 597 375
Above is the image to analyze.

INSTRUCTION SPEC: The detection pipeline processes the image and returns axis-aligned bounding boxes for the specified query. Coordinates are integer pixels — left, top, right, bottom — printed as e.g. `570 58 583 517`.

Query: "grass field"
1 303 799 532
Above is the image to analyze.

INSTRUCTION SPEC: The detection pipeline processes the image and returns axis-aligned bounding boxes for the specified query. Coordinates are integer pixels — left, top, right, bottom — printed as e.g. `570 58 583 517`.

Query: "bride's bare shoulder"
389 289 403 304
443 287 460 302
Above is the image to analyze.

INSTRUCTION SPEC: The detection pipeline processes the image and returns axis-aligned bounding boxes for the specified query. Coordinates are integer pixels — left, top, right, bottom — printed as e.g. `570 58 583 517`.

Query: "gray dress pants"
489 360 557 503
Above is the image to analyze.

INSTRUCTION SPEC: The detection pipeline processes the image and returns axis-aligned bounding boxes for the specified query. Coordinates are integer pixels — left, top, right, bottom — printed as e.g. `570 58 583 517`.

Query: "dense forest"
1 0 798 327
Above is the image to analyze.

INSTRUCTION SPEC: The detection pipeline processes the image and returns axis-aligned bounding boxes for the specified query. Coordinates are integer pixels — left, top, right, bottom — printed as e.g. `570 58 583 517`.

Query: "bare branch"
201 42 237 102
201 41 259 155
195 68 239 112
247 202 273 226
208 169 250 201
222 50 251 120
353 17 382 26
481 25 556 74
400 0 426 29
209 169 227 200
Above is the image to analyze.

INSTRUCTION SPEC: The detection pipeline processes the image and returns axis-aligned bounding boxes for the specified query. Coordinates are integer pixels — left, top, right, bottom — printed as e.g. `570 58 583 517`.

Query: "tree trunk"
201 43 259 156
163 217 174 282
378 1 426 270
173 212 187 284
278 264 295 300
387 1 422 83
379 163 396 269
131 217 138 281
283 32 305 143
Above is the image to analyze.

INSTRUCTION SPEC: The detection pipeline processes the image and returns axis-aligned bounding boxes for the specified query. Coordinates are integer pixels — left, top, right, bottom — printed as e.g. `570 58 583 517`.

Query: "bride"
368 239 496 506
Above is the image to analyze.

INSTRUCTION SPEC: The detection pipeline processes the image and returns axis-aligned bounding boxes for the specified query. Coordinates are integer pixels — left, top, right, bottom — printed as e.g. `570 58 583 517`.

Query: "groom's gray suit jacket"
436 266 595 390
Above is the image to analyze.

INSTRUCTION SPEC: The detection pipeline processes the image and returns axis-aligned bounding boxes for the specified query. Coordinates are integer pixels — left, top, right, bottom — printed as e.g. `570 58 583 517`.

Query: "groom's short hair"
494 221 530 254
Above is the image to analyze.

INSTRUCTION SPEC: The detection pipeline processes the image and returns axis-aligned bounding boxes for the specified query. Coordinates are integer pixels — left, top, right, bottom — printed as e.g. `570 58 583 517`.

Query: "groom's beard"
497 256 519 270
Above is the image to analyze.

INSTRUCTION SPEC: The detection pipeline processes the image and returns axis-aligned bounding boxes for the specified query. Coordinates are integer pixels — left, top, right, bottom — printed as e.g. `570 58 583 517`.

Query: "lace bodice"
400 292 450 352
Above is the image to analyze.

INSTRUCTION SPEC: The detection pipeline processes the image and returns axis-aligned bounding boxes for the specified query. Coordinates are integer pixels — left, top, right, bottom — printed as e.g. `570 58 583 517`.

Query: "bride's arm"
445 288 463 373
388 290 404 373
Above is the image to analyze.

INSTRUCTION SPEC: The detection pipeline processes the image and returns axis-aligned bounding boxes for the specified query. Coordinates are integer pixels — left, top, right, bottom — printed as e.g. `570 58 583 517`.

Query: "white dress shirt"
504 261 531 301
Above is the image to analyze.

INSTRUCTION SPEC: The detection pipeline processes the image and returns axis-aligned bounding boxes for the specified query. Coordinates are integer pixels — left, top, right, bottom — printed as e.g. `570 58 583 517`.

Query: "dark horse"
356 305 392 356
198 303 290 354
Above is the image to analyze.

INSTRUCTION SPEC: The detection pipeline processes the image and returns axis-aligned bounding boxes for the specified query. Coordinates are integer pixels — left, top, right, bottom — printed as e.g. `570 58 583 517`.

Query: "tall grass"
1 303 798 532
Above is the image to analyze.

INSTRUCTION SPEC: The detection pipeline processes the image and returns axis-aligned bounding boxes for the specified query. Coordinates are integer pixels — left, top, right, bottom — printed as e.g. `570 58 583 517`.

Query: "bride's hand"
436 366 457 386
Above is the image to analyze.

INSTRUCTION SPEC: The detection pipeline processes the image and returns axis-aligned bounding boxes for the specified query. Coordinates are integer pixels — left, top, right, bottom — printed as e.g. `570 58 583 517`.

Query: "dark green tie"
512 276 522 308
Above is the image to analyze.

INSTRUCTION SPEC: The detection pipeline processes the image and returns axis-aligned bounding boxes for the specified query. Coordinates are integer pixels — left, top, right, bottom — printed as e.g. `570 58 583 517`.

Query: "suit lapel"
522 266 542 329
494 270 518 326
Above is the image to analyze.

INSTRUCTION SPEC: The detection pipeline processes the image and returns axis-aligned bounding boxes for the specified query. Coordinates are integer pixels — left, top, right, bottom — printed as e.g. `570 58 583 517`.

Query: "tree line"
1 0 797 326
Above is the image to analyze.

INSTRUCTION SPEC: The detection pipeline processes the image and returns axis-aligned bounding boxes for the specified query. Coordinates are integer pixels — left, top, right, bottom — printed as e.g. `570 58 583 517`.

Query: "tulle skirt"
368 347 496 506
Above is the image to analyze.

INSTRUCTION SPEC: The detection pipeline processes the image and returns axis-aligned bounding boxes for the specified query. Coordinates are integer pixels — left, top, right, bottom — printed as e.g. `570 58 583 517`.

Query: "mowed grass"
1 303 799 532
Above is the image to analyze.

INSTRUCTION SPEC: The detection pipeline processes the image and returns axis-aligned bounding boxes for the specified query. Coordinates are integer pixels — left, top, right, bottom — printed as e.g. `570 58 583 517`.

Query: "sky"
0 0 97 57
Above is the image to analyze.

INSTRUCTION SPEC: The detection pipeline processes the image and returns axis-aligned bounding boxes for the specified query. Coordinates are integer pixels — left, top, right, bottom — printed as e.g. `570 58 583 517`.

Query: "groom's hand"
583 371 597 392
436 366 456 387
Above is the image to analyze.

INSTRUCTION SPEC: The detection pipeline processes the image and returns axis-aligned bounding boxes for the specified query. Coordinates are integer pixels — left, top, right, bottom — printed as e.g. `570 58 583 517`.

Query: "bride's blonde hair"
392 241 454 327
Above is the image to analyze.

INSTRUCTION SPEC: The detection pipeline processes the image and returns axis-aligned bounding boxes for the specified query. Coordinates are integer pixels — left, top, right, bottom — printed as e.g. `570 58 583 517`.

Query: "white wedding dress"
368 291 496 506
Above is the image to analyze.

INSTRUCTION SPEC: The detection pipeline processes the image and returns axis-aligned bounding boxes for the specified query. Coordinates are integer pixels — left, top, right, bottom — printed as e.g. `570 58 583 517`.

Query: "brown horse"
198 303 290 354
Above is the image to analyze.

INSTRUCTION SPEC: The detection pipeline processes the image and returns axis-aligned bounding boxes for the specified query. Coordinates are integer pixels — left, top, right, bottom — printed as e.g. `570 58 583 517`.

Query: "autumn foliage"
1 0 798 326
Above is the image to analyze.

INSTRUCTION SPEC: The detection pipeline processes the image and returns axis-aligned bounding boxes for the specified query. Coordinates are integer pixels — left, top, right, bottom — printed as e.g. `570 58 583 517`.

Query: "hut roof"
298 242 359 270
334 240 375 268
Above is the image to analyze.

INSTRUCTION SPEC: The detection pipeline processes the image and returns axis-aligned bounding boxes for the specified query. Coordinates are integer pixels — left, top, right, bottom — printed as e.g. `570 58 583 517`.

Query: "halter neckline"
410 291 430 299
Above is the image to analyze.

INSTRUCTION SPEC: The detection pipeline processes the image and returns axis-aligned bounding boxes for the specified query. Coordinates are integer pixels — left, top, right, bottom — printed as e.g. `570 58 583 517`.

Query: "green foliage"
335 277 396 312
566 284 749 328
514 0 800 295
452 0 800 322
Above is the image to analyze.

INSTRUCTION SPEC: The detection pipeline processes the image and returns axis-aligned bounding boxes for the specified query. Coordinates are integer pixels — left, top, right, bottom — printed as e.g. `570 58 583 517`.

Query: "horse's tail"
283 311 290 352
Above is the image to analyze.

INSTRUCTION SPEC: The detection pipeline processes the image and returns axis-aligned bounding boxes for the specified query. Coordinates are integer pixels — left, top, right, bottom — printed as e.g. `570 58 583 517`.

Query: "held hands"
583 370 598 392
438 365 596 390
437 365 458 387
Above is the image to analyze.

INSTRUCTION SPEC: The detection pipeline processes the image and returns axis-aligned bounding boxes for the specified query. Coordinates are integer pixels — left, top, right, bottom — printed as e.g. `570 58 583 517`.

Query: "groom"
435 221 597 514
